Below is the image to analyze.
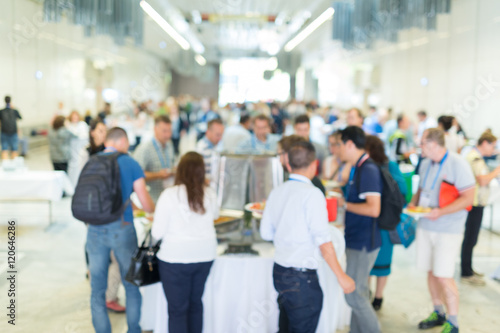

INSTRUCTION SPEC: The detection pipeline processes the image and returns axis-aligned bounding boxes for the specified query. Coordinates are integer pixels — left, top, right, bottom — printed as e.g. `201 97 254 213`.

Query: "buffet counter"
139 225 351 333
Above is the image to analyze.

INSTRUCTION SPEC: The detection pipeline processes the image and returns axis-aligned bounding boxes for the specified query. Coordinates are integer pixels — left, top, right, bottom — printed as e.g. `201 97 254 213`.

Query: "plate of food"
133 209 153 223
214 216 238 225
404 206 432 218
322 180 343 189
245 201 266 214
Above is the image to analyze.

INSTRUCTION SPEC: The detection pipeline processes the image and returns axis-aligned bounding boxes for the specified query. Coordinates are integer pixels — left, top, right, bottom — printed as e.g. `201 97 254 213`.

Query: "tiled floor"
1 146 500 333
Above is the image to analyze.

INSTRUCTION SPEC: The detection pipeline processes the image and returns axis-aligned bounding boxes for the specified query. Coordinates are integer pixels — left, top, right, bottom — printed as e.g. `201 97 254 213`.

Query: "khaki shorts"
416 228 464 278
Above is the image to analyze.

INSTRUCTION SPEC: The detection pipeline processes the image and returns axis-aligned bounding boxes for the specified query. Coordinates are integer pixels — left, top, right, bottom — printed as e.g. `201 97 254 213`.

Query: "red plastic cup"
326 197 337 222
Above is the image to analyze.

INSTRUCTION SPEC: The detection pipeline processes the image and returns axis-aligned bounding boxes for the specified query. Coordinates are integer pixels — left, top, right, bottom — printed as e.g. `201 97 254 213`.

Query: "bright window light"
102 89 119 102
219 58 290 105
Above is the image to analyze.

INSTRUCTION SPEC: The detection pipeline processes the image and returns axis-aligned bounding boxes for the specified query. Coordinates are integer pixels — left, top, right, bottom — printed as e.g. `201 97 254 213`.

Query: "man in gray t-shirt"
133 115 175 202
410 128 475 333
417 153 475 234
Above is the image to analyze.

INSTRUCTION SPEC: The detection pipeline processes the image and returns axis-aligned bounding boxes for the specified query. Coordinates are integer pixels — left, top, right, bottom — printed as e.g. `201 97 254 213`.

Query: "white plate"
244 202 264 214
219 209 245 219
323 180 342 189
403 208 430 219
327 191 343 198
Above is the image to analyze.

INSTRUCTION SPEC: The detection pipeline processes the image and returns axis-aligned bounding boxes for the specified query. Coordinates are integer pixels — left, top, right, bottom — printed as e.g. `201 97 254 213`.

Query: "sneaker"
461 275 486 286
418 311 446 329
106 301 126 313
372 297 383 311
473 270 485 277
441 321 459 333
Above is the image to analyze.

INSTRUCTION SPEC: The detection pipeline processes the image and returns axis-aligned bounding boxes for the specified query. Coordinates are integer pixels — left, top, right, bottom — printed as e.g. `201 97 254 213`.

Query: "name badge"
419 191 432 208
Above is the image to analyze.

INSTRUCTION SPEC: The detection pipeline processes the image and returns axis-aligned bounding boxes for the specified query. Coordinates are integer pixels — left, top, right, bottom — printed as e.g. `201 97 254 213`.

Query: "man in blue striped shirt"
195 118 224 182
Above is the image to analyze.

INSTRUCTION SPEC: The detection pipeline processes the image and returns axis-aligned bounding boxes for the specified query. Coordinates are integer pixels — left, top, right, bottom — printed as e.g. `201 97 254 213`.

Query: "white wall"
0 0 169 128
297 0 500 139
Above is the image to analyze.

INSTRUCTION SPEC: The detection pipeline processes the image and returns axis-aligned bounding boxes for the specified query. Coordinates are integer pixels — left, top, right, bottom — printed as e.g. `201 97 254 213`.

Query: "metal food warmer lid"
215 153 284 211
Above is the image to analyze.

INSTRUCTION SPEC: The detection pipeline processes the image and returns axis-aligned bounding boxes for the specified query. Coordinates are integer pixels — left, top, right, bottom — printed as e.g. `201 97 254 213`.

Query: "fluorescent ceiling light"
284 7 334 52
195 54 207 66
140 0 190 50
191 39 205 54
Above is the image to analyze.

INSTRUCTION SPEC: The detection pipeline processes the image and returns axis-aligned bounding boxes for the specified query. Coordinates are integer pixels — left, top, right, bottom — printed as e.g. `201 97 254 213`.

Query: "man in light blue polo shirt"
410 128 475 333
338 126 382 333
261 141 355 333
237 114 280 153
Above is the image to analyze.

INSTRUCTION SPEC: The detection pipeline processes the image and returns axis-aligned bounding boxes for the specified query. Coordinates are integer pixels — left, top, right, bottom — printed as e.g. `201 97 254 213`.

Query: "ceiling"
40 0 455 81
145 0 332 62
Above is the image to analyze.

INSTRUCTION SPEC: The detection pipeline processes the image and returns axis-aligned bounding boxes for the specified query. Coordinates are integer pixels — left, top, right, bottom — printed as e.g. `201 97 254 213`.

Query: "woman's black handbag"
125 230 162 287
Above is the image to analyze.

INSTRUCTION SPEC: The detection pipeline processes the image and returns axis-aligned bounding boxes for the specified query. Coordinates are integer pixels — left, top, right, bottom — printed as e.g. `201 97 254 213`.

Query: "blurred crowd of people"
5 92 497 333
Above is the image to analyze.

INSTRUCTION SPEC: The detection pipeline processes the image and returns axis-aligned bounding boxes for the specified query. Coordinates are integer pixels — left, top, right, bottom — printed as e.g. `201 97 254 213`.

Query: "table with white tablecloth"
140 226 351 333
0 170 74 224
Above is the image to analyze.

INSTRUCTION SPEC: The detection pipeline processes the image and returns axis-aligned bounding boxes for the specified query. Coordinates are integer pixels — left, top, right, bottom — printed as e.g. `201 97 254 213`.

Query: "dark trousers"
53 162 68 173
273 263 323 333
461 206 484 277
172 137 180 156
158 260 213 333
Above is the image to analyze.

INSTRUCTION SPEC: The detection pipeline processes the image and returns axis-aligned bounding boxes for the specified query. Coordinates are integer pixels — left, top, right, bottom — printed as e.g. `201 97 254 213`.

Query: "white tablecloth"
0 170 74 201
140 226 351 333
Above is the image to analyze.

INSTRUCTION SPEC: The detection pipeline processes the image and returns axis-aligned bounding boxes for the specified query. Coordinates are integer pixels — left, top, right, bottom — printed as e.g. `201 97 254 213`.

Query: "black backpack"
356 159 405 230
71 152 126 225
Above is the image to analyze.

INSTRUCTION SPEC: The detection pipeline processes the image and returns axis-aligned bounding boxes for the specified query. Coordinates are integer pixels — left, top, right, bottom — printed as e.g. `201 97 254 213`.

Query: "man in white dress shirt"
261 141 355 333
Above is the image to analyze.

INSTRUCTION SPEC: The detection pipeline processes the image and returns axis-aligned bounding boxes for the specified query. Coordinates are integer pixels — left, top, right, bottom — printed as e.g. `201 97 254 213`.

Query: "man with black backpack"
73 127 155 333
338 126 382 333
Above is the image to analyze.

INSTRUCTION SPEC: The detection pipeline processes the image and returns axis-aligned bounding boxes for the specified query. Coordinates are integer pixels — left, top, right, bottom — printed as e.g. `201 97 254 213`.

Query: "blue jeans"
158 260 213 333
1 133 18 151
86 221 141 333
273 263 323 333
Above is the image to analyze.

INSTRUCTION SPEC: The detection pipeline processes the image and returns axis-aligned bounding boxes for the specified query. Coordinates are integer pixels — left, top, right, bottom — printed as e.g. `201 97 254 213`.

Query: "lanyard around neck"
423 151 449 190
288 175 309 184
152 138 168 169
347 153 368 198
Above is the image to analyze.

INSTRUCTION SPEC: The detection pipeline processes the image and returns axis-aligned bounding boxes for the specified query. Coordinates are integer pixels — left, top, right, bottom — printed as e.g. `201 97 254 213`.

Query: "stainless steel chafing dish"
214 209 244 234
212 153 284 246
